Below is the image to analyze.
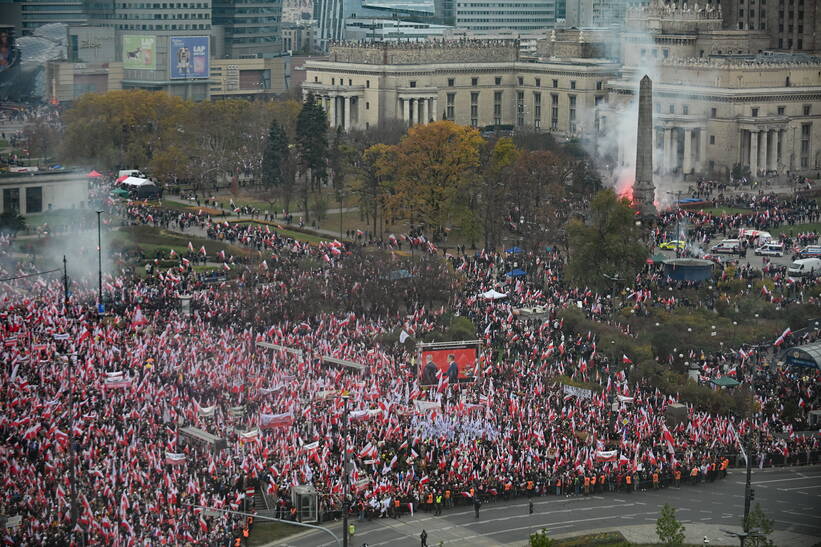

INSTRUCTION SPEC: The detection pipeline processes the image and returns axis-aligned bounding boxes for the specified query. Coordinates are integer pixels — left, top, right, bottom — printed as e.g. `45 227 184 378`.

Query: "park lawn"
24 209 98 227
230 220 329 244
110 225 253 258
775 222 821 236
701 207 752 216
246 522 303 546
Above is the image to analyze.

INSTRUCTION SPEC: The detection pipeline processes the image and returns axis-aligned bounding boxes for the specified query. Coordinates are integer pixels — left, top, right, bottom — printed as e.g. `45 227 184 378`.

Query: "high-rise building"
564 0 648 29
454 0 557 32
15 0 86 34
721 0 821 53
212 0 283 58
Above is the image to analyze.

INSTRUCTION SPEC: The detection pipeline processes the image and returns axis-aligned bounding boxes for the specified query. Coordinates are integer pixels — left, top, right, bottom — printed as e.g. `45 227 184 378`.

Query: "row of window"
442 76 602 90
3 187 43 215
120 2 209 8
654 104 812 118
117 23 210 29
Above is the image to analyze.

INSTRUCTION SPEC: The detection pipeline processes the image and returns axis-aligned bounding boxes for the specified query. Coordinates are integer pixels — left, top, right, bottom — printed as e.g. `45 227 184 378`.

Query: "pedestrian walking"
420 529 428 547
528 498 534 514
473 497 481 519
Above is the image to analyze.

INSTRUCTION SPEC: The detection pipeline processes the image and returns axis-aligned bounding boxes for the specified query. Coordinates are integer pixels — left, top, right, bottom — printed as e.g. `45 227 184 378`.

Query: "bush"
529 529 555 547
656 503 685 546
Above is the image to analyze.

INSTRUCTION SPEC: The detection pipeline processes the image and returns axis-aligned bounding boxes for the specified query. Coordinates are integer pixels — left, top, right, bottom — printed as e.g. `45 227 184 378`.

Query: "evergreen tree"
295 94 329 222
744 504 776 547
262 120 289 187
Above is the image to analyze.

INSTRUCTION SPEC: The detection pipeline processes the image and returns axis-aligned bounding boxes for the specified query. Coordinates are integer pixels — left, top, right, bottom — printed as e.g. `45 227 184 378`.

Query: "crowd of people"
1 183 819 547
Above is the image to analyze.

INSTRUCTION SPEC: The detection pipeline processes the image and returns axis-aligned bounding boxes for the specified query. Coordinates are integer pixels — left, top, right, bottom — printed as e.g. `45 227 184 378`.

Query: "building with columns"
302 40 619 133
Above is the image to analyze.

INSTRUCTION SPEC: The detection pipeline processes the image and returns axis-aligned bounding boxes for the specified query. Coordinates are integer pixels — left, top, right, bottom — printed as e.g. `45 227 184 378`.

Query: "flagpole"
96 210 103 309
342 392 350 547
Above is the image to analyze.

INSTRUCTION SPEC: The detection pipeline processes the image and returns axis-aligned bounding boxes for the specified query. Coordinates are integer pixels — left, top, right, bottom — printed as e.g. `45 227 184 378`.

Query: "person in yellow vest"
674 468 681 488
652 471 659 489
348 523 356 538
583 475 590 496
434 493 443 516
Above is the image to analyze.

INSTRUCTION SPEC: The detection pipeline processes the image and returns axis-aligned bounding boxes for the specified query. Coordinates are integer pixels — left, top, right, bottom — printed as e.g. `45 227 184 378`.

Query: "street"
273 466 821 547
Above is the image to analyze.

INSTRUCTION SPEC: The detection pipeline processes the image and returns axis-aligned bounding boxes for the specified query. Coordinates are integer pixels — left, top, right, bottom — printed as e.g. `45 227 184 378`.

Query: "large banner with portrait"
418 340 480 385
169 36 209 79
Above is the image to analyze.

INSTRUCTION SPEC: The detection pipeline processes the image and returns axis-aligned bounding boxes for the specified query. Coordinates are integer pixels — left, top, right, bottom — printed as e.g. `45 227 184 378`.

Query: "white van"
754 242 784 257
787 258 821 279
710 239 741 254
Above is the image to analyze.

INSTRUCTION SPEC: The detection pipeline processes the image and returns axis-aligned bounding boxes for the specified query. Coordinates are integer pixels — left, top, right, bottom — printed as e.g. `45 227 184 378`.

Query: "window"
448 78 454 87
535 78 541 87
777 106 785 115
641 48 646 57
495 77 501 85
534 92 541 130
314 76 318 82
569 95 577 133
663 49 669 58
669 104 675 114
552 79 558 88
25 187 42 214
785 76 790 87
493 91 503 125
709 135 715 145
595 95 604 106
366 80 370 88
331 78 335 85
710 107 717 118
446 93 455 120
472 77 478 87
551 94 559 130
516 91 524 127
570 80 576 90
596 81 602 90
470 92 479 127
2 188 19 214
656 103 661 113
751 107 759 117
348 79 352 86
683 105 689 115
800 122 811 168
518 76 524 86
410 81 417 88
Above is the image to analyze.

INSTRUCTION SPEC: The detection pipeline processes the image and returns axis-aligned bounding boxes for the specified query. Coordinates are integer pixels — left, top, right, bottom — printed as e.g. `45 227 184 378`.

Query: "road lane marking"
777 485 821 491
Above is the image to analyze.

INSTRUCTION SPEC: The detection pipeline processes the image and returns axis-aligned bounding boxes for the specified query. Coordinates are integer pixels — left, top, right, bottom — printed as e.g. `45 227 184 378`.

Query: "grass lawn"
109 225 253 258
701 207 753 216
230 220 329 244
775 222 821 236
24 210 98 227
246 521 303 546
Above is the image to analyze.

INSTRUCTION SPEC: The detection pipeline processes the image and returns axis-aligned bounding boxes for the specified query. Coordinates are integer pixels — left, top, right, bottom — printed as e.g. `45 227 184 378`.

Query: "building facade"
212 0 283 58
721 0 821 53
454 0 557 32
209 56 289 97
14 0 86 34
303 41 618 133
0 171 90 215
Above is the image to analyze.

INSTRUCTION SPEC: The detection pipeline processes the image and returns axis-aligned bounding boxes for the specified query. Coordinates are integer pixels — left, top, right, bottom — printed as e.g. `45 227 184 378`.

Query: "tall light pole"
96 210 103 310
63 256 82 545
341 392 350 547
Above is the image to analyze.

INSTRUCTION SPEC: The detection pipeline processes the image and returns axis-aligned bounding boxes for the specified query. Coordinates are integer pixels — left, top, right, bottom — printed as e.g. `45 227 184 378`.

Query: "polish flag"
773 327 791 347
132 306 147 326
223 263 231 271
199 245 207 256
187 241 194 252
622 355 632 364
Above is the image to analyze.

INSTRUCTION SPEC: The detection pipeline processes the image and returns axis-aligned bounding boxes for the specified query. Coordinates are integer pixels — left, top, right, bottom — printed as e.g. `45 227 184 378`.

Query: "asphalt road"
273 466 821 547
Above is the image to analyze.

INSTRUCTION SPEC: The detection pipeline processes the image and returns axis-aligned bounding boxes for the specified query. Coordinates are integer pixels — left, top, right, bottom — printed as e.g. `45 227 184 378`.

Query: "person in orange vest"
233 538 241 547
444 489 452 508
426 492 433 511
583 475 590 496
625 473 632 493
394 497 402 519
721 458 729 478
690 466 699 484
674 468 682 488
242 528 249 539
652 471 659 489
526 480 534 496
504 481 512 500
590 474 597 493
600 473 607 493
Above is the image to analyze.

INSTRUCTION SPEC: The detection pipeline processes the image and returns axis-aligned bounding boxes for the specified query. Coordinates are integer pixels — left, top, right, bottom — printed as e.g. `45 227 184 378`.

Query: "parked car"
787 257 821 279
792 245 821 260
659 240 686 250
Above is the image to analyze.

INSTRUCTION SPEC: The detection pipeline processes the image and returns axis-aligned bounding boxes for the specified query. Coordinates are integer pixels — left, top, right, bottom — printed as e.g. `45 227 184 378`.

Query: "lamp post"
96 210 103 311
341 392 350 547
62 256 82 546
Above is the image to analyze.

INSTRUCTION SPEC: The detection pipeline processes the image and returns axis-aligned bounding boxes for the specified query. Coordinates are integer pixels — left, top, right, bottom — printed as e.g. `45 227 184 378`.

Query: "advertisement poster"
169 36 209 79
419 341 480 385
122 35 156 70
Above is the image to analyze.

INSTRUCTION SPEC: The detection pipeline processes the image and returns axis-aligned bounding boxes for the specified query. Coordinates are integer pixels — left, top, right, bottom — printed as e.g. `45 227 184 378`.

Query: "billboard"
122 35 156 70
418 341 480 385
169 36 209 79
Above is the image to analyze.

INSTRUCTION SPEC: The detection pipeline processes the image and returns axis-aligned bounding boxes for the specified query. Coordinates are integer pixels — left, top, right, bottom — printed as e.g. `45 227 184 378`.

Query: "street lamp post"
96 210 103 310
341 392 350 547
63 256 82 546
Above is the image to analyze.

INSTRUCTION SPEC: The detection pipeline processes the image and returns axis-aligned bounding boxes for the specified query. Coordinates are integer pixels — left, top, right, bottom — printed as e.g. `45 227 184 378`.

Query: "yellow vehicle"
659 240 686 250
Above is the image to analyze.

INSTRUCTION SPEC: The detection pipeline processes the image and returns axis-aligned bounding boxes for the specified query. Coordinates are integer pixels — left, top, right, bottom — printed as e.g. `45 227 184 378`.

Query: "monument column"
683 128 693 174
749 130 759 176
663 128 673 173
633 75 656 216
343 96 351 131
431 97 438 121
759 129 768 175
698 128 707 172
767 130 778 171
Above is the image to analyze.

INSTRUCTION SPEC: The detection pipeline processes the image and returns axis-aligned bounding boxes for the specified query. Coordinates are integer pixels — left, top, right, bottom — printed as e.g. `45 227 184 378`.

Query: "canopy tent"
710 376 741 388
115 175 129 183
121 176 156 187
480 289 507 300
505 246 524 254
505 269 526 277
781 341 821 369
87 170 104 178
111 188 130 198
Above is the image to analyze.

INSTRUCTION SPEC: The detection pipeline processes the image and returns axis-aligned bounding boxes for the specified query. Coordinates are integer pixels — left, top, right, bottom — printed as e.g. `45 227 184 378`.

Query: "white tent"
120 176 156 187
480 289 508 300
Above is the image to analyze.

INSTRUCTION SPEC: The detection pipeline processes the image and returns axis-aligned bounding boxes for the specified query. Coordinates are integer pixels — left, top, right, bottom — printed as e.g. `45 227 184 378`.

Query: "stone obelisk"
633 75 657 217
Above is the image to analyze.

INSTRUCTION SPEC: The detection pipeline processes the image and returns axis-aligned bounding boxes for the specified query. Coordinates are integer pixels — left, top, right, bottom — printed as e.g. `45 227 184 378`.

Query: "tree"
262 120 290 188
529 529 555 547
479 137 519 249
355 143 396 238
383 121 484 238
744 503 775 547
295 94 329 222
23 116 60 166
566 189 648 292
0 212 26 233
656 503 685 546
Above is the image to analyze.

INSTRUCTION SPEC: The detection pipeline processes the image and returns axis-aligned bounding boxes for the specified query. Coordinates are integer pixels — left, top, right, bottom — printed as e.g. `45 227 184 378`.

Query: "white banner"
562 384 593 400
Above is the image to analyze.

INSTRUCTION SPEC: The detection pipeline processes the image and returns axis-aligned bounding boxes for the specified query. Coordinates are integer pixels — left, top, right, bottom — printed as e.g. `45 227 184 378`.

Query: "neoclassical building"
302 4 821 176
